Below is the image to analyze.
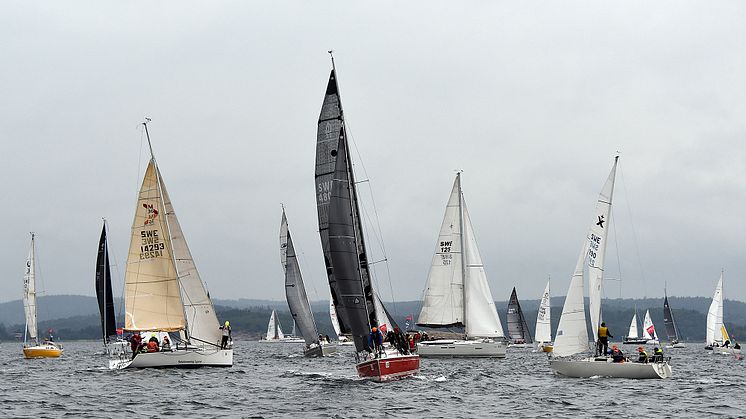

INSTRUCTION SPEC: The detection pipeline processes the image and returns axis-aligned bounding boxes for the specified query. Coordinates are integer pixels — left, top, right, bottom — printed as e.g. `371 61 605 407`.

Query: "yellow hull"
23 346 63 359
542 345 554 353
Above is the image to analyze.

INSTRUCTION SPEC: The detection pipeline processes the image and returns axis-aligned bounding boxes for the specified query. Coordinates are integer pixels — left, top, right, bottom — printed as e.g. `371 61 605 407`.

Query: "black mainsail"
663 294 680 343
506 287 532 344
316 67 378 353
95 222 116 343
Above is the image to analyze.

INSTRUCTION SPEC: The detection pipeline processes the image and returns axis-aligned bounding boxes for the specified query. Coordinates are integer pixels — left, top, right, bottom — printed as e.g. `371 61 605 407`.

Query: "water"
1 341 744 417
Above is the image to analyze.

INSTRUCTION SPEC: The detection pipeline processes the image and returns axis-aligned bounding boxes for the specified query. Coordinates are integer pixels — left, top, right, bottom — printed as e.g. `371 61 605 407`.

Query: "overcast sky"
1 1 745 305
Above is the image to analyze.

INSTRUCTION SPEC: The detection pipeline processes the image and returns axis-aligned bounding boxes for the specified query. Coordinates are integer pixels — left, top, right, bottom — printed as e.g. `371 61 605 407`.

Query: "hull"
304 343 337 357
109 348 233 369
665 342 687 349
708 346 742 355
23 343 63 359
536 343 554 353
622 338 649 345
508 343 533 349
336 340 355 346
356 352 420 382
259 338 305 344
550 357 672 379
417 339 507 358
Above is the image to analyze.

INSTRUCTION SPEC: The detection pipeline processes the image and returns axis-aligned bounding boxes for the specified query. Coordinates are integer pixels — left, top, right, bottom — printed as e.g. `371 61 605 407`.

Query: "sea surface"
1 340 744 418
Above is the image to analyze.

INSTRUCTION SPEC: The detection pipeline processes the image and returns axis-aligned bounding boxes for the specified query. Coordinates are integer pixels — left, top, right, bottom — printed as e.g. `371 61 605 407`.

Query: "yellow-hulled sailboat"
22 233 63 359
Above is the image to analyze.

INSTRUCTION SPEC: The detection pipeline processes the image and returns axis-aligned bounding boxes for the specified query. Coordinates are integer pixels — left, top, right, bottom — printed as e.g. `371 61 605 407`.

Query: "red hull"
356 354 420 381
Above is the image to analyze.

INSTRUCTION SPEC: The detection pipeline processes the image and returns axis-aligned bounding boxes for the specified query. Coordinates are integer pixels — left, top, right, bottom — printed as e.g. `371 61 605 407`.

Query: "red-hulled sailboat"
314 52 420 381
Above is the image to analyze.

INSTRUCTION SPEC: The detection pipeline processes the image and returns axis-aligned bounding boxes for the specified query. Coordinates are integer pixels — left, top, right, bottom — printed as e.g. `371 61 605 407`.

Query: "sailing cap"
638 347 644 351
372 327 377 332
225 321 230 326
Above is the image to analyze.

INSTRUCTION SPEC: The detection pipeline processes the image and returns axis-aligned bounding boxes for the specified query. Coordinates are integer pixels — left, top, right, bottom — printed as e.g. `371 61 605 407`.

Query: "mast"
142 119 191 340
457 172 467 332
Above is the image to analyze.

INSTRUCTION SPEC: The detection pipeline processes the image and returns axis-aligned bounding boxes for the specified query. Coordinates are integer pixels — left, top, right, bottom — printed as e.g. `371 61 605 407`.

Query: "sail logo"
143 203 159 226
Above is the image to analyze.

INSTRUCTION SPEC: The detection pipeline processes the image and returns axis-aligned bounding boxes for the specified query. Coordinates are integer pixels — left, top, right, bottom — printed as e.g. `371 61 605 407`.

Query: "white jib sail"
706 273 724 345
159 175 221 346
124 160 186 332
329 297 343 338
553 241 590 357
535 281 552 343
642 310 657 340
418 177 464 327
627 313 639 339
586 157 618 342
23 235 38 342
266 310 284 340
462 197 504 338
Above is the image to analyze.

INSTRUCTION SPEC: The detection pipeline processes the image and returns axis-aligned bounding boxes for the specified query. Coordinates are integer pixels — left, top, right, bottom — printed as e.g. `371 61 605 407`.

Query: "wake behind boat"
22 233 63 359
108 121 232 369
549 156 672 379
416 173 507 358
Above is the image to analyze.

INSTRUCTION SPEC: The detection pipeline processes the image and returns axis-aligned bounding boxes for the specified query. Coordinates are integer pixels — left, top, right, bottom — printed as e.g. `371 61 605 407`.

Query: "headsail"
706 273 724 346
642 309 657 340
627 313 639 339
281 209 319 347
266 310 285 340
95 223 116 343
23 234 38 344
417 177 464 328
534 281 552 344
124 160 186 332
663 295 679 342
553 243 590 357
507 287 533 343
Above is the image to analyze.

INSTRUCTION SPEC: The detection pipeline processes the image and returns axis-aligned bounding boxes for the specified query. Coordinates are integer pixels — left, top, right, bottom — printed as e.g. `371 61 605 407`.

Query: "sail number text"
587 233 601 267
440 240 453 265
140 230 164 259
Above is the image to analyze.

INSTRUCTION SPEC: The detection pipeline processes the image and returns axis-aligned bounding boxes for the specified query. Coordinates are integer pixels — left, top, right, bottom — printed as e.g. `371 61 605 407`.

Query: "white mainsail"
418 178 464 327
23 235 38 343
124 160 186 332
266 310 285 340
535 281 552 344
706 273 724 346
159 174 221 346
627 313 639 339
462 199 504 338
553 156 618 357
642 310 657 340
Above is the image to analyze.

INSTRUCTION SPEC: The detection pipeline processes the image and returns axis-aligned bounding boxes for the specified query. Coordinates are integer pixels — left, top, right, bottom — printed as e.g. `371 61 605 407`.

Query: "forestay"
281 210 319 346
418 178 464 328
706 273 724 346
534 281 552 343
124 160 186 332
23 235 38 342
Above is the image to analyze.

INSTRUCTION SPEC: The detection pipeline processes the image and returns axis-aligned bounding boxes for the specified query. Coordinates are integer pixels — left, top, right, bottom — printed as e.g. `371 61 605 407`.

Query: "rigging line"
618 163 647 298
612 212 623 300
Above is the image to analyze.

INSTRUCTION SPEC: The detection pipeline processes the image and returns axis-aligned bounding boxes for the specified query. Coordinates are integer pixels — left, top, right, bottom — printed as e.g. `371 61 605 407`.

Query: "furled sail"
158 175 221 345
461 192 504 338
663 295 679 342
95 223 116 343
534 281 552 344
315 69 352 336
507 287 533 343
418 177 464 328
23 234 38 343
627 313 639 339
642 310 657 340
281 210 319 346
124 160 186 332
706 273 724 346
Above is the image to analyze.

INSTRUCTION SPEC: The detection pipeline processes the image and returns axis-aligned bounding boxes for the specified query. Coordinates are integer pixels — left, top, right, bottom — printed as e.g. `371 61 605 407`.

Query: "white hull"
417 339 506 358
665 342 687 349
259 338 305 344
109 347 233 369
508 343 533 349
304 343 337 357
550 357 672 379
708 346 742 355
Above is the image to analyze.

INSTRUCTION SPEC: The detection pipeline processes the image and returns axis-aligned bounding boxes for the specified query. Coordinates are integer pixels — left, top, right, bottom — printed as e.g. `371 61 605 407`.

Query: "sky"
1 1 745 304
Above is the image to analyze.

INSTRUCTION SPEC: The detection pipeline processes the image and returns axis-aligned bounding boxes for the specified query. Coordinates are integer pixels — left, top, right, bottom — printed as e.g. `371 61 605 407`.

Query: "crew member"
368 326 383 355
637 346 648 363
611 345 624 363
220 321 232 349
652 346 664 363
598 322 613 356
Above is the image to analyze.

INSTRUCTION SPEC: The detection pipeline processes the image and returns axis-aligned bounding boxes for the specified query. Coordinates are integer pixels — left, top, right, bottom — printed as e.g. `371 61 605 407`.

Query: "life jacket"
146 341 158 352
654 348 663 355
598 327 609 338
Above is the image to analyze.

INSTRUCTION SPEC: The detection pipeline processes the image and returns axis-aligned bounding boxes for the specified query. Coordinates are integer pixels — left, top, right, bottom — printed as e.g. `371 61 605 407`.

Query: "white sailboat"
535 280 553 353
642 309 659 345
22 233 63 359
548 156 672 379
259 310 303 343
705 272 741 355
108 121 232 369
622 311 648 345
329 297 353 346
416 173 507 358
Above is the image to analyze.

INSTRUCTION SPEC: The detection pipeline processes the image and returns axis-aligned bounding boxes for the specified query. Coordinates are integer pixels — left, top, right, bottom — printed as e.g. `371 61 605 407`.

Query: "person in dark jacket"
637 347 648 363
652 347 664 363
130 333 142 359
611 345 624 363
597 322 612 356
368 326 383 355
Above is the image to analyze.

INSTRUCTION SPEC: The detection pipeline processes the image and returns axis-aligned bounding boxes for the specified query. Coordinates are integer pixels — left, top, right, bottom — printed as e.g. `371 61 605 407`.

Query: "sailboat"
705 272 741 355
95 221 127 356
622 310 648 345
329 298 353 346
260 310 302 343
535 280 553 353
314 55 419 380
641 309 659 344
280 209 337 356
108 121 232 369
548 156 672 379
22 233 63 359
507 287 533 348
663 292 685 348
416 173 507 358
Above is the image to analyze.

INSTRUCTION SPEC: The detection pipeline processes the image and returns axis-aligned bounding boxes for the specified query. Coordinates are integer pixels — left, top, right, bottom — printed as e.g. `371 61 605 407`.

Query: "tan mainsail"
124 160 186 332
